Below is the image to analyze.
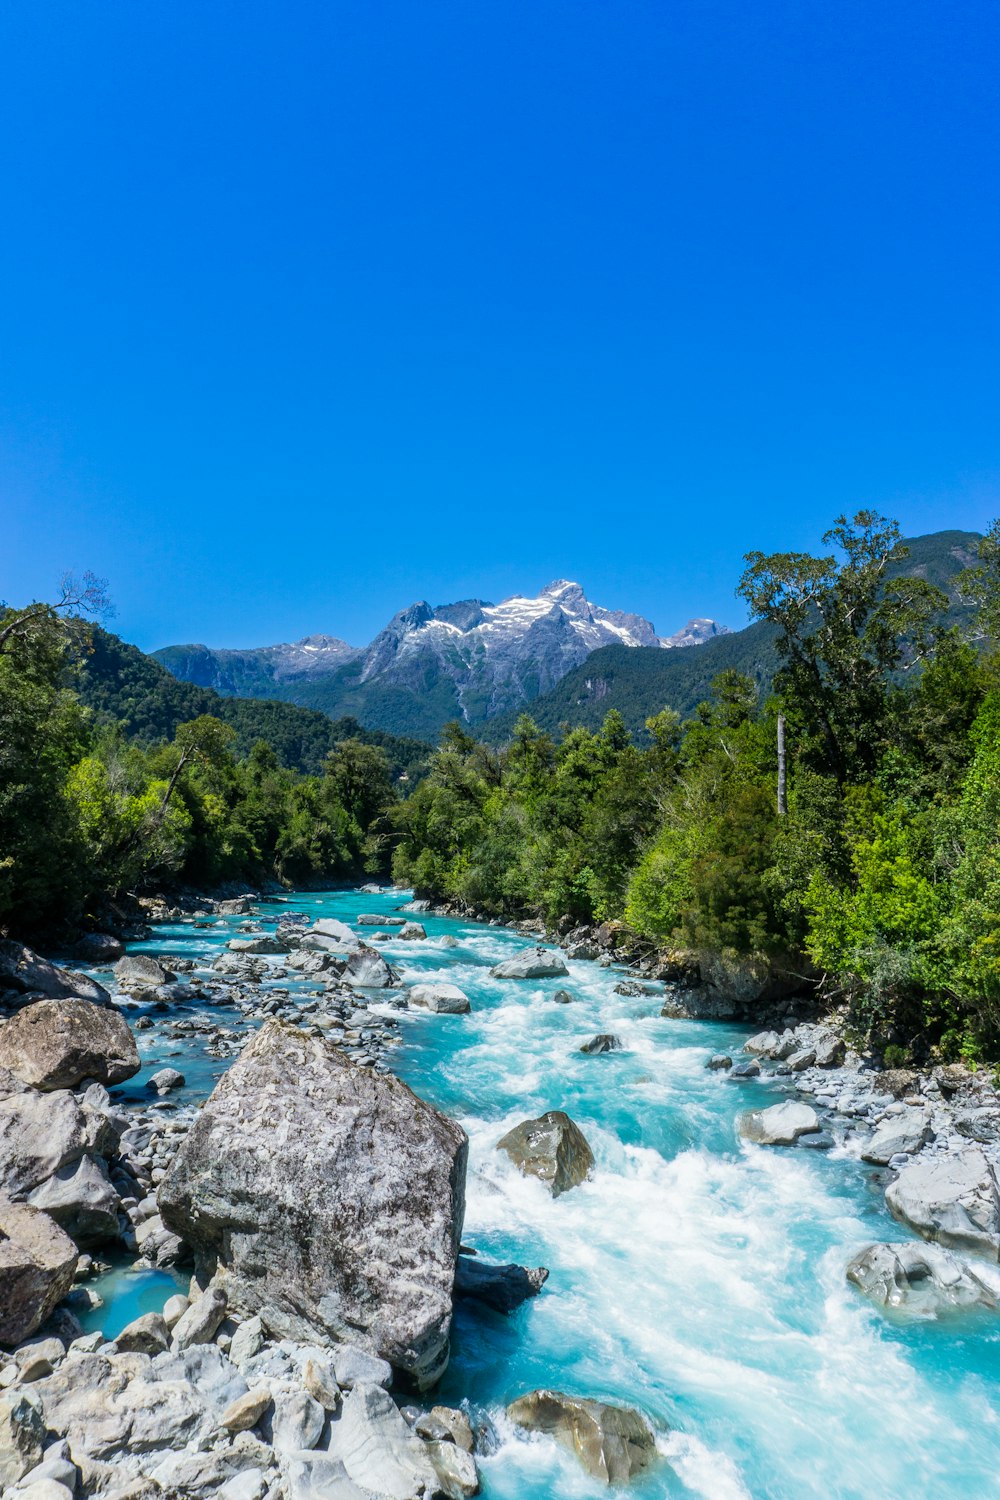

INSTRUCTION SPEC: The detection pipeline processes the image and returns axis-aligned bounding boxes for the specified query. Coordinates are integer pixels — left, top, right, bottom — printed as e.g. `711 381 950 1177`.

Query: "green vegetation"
0 588 422 937
392 515 1000 1063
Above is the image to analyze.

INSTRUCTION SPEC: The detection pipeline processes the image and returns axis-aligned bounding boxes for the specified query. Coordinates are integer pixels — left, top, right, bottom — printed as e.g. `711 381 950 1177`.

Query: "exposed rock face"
0 942 110 1007
0 999 140 1091
490 947 569 980
0 1202 78 1346
408 983 471 1015
507 1389 657 1485
846 1241 1000 1316
158 1021 468 1388
885 1150 1000 1256
342 947 396 989
497 1111 594 1196
454 1256 548 1313
738 1101 821 1146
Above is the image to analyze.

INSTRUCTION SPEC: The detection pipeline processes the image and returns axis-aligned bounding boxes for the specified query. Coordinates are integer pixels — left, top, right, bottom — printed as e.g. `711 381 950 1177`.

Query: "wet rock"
425 1438 479 1498
847 1240 1000 1316
0 999 139 1091
308 919 360 948
0 942 110 1008
612 980 648 997
496 1110 594 1196
398 922 427 940
0 1203 78 1346
885 1150 1000 1255
341 947 396 989
507 1389 656 1485
490 948 569 981
707 1055 733 1071
408 983 471 1015
158 1021 468 1389
357 915 406 927
728 1060 760 1079
861 1109 933 1165
454 1256 548 1313
325 1381 440 1497
0 1388 46 1485
739 1101 821 1146
580 1034 622 1054
416 1405 475 1452
551 989 577 1004
147 1067 185 1094
228 936 289 955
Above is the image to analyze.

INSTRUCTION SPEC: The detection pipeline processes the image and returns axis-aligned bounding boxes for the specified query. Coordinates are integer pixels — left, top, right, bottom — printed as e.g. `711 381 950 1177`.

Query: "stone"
228 1315 266 1369
496 1111 594 1196
416 1404 475 1452
310 919 360 947
270 1388 325 1452
408 983 471 1014
13 1336 64 1380
171 1287 228 1349
612 980 648 997
114 1311 170 1355
332 1343 393 1390
814 1034 846 1068
221 1386 273 1432
580 1034 622 1054
341 947 395 989
846 1241 1000 1316
357 915 406 927
284 1454 371 1499
881 1069 920 1099
0 1204 78 1347
551 990 577 1004
0 1000 139 1091
728 1060 760 1079
228 937 290 955
424 1439 479 1498
147 1067 185 1094
738 1101 821 1146
507 1389 656 1485
707 1054 733 1071
785 1048 816 1072
0 1389 46 1485
490 947 569 980
744 1030 781 1057
885 1150 1000 1255
325 1381 440 1498
454 1256 548 1313
861 1109 933 1165
112 954 174 992
0 943 110 1007
72 932 125 963
159 1021 468 1388
398 923 427 940
28 1153 120 1246
302 1355 340 1409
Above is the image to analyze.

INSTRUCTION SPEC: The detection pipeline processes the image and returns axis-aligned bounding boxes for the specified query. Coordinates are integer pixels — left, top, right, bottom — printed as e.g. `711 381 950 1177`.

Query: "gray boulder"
814 1033 846 1068
580 1034 622 1054
0 1202 78 1346
148 1067 185 1094
861 1108 933 1165
497 1110 594 1196
744 1030 781 1057
885 1150 1000 1255
491 947 569 980
227 936 289 955
357 915 406 927
325 1381 440 1498
398 923 427 940
309 919 360 948
0 999 139 1091
113 954 175 993
739 1101 821 1146
158 1021 468 1388
454 1256 548 1313
847 1241 1000 1316
0 942 110 1007
0 1389 47 1485
28 1153 120 1246
341 947 395 989
72 932 125 963
507 1389 656 1485
408 983 471 1015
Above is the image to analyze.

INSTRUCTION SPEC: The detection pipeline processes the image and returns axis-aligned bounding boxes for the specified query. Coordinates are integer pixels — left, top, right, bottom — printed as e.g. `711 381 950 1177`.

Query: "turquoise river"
82 888 1000 1500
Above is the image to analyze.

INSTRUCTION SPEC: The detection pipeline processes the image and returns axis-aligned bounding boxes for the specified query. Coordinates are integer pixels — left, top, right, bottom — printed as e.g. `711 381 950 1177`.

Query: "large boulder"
158 1021 468 1388
0 1202 78 1346
738 1101 821 1146
885 1150 1000 1256
309 919 359 948
28 1153 121 1245
0 999 139 1091
861 1108 933 1165
341 947 396 989
72 932 125 964
0 1389 47 1486
507 1390 657 1485
324 1382 440 1497
454 1256 548 1313
846 1241 1000 1317
408 983 471 1015
113 954 175 994
491 947 569 981
227 936 289 955
0 1089 120 1247
357 915 406 927
0 941 110 1007
497 1111 594 1196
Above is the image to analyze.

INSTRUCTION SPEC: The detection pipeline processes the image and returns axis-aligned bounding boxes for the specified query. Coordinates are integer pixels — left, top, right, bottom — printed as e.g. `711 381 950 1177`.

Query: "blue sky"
2 1 998 651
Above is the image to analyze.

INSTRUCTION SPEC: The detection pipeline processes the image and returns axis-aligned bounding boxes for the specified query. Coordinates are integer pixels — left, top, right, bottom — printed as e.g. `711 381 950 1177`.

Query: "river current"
85 888 1000 1499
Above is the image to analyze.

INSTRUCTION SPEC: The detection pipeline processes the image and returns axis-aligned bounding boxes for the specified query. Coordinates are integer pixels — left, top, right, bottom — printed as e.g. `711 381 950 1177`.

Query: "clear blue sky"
2 1 998 651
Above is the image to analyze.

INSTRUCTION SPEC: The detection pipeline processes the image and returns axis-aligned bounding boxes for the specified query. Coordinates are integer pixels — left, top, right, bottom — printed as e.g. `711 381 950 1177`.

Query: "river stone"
341 947 395 989
846 1241 1000 1316
744 1030 781 1057
408 983 471 1014
397 922 427 941
0 1389 47 1485
0 1089 89 1198
0 942 110 1008
425 1438 479 1498
0 999 139 1091
416 1405 475 1452
707 1054 733 1071
0 1203 78 1347
814 1033 846 1068
114 1311 170 1355
454 1256 548 1313
72 931 125 964
358 915 406 927
885 1150 1000 1256
309 919 360 947
221 1386 273 1433
497 1110 594 1196
325 1381 440 1498
739 1101 821 1146
580 1034 622 1054
158 1020 468 1388
172 1287 228 1349
228 936 290 955
490 947 569 980
270 1389 325 1453
507 1389 657 1485
861 1109 933 1165
113 953 177 993
28 1153 120 1246
552 990 577 1004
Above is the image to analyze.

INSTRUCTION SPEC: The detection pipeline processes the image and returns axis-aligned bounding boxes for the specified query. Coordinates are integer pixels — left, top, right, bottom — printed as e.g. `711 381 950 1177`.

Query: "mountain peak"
539 579 586 602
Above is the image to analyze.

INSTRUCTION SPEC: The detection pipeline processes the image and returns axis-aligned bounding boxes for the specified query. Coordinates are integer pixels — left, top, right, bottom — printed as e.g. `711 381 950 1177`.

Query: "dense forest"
392 514 1000 1063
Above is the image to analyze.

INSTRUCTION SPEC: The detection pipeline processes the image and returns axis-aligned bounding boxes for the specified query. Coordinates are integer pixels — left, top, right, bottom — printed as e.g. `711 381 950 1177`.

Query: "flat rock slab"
0 999 139 1091
739 1101 821 1146
508 1389 657 1485
885 1150 1000 1256
159 1020 468 1388
490 948 569 980
847 1241 1000 1317
497 1110 594 1196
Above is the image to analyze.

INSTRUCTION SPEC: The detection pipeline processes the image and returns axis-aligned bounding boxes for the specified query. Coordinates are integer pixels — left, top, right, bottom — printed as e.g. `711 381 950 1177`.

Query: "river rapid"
89 887 1000 1500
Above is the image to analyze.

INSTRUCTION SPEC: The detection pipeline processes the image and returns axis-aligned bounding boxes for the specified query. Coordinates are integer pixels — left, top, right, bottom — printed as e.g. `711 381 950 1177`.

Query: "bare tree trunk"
777 713 788 816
